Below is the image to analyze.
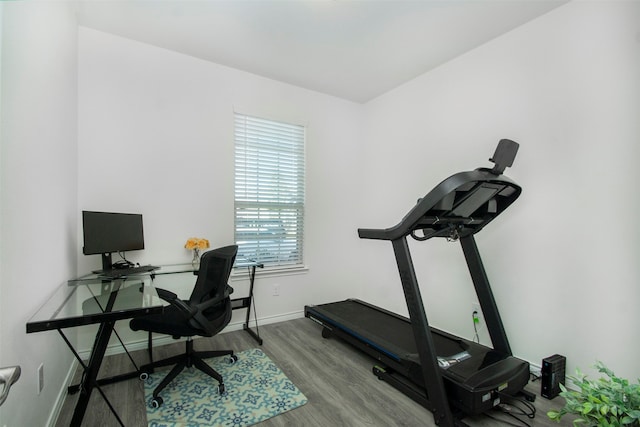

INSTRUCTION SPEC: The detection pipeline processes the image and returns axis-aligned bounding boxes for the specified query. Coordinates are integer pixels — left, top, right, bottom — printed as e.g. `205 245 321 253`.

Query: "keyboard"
99 265 159 278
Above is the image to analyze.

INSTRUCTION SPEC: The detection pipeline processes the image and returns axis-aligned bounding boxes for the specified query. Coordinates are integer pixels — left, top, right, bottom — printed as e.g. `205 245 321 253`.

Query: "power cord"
114 251 138 268
489 392 537 427
472 310 480 343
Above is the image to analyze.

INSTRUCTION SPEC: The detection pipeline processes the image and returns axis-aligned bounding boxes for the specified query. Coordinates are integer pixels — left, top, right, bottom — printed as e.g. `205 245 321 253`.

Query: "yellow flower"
184 237 210 250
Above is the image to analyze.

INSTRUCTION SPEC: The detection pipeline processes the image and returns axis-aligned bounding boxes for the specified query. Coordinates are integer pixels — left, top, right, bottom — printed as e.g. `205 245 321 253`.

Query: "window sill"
231 264 309 281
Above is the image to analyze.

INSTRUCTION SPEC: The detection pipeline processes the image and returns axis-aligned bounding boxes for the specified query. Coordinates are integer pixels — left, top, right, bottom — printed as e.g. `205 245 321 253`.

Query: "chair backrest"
189 245 238 305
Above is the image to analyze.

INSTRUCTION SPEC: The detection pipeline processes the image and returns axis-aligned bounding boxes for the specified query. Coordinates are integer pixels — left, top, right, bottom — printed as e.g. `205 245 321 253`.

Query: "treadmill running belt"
316 299 467 359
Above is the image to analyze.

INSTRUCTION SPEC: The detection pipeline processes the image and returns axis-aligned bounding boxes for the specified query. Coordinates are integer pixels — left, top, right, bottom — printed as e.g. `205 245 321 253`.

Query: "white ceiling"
77 0 567 103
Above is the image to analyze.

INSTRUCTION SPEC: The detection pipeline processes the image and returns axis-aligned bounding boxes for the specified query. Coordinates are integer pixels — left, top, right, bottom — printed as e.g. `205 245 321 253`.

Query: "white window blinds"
234 113 305 268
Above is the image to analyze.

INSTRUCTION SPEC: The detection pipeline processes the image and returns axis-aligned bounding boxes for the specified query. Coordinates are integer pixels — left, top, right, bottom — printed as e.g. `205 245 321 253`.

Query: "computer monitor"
82 210 145 272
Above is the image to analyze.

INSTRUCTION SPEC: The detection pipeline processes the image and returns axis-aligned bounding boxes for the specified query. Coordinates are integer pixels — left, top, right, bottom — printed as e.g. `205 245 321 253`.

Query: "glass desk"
27 271 163 427
27 274 162 333
26 261 263 427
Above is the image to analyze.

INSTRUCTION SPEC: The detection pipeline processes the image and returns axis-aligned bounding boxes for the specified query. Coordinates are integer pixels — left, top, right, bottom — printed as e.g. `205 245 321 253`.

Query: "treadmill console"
358 139 521 242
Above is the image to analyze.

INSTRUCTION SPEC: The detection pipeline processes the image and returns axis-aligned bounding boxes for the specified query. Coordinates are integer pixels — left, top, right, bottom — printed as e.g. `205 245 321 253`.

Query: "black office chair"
130 244 238 408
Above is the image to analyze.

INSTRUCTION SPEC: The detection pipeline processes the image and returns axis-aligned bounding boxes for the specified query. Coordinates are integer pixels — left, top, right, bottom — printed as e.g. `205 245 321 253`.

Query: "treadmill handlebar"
358 140 521 242
357 227 388 240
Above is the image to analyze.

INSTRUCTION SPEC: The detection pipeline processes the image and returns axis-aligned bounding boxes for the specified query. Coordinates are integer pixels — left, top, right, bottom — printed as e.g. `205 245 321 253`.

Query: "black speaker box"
541 354 566 399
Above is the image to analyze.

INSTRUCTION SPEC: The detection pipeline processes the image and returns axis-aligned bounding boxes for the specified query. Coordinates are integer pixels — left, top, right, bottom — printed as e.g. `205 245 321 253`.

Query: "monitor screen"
82 211 145 256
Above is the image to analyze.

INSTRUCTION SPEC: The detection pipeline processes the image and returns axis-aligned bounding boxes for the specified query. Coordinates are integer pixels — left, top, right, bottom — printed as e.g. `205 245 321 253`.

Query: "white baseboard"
529 360 542 378
48 358 80 427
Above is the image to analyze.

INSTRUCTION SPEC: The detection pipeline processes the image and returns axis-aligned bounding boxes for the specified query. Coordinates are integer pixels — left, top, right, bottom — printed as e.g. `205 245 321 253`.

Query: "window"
234 113 305 269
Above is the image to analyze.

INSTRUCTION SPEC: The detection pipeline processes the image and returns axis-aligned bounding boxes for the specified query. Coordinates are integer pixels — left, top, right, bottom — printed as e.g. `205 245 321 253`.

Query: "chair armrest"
188 285 234 334
156 288 178 302
193 285 234 312
155 287 197 318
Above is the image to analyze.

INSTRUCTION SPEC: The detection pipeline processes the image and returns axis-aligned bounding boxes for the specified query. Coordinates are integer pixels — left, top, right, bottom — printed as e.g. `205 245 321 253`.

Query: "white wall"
0 2 78 426
2 2 639 425
361 1 640 380
77 27 366 349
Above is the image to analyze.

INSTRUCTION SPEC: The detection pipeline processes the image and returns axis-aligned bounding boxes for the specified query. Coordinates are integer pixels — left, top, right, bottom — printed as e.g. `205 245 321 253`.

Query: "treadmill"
305 140 531 427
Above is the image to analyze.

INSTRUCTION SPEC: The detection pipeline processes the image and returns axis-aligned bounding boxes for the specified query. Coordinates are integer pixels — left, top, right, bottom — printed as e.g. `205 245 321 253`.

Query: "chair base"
140 336 234 404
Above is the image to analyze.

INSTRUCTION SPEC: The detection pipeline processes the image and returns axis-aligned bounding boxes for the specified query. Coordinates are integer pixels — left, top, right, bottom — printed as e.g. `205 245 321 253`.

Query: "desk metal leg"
60 286 126 427
67 281 144 394
242 324 263 345
59 322 124 427
242 264 263 345
67 326 141 394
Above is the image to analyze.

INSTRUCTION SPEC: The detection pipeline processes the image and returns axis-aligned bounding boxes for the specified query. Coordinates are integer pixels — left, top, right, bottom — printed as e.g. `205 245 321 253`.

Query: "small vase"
191 248 200 268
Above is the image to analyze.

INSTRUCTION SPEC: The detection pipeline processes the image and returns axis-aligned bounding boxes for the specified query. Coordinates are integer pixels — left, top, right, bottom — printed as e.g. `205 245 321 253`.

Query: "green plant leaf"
552 362 640 427
582 402 594 414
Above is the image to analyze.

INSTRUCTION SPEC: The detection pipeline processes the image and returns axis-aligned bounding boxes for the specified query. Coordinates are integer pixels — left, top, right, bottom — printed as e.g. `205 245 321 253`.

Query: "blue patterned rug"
144 348 307 427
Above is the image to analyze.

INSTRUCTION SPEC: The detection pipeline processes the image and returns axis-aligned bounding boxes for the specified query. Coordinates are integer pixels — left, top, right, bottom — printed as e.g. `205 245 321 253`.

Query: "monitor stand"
92 253 113 275
101 252 113 271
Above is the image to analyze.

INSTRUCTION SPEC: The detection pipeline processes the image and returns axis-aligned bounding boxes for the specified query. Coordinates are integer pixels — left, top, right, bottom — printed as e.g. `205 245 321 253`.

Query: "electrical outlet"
272 284 280 296
37 363 44 394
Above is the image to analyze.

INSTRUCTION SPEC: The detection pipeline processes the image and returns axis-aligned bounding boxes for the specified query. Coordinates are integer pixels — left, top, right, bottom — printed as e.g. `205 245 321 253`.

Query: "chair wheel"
228 354 238 364
139 372 149 381
151 396 163 408
218 383 225 395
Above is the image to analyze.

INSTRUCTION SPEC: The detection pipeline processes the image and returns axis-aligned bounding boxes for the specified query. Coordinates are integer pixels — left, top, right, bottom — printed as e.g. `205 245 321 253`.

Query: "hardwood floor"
55 318 574 426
